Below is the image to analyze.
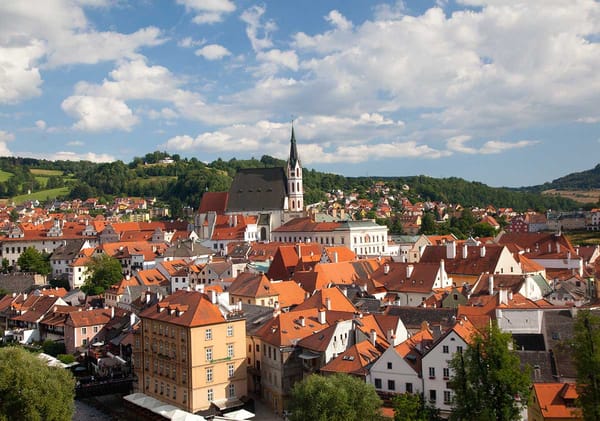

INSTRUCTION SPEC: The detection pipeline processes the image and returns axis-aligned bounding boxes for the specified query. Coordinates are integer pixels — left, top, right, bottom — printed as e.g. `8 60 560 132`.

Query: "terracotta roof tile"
139 290 226 327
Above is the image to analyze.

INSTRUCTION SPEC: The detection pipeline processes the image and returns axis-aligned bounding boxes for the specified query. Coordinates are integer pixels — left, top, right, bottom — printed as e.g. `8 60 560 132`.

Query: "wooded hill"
520 163 600 193
0 152 586 214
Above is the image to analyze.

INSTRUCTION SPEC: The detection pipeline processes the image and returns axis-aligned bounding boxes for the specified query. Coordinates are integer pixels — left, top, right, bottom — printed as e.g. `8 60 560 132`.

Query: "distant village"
0 129 598 420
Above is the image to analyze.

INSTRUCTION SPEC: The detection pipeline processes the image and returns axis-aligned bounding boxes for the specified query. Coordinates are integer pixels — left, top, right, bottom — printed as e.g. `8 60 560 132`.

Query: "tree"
17 247 51 275
420 212 437 235
0 346 75 420
82 254 123 295
392 393 441 421
288 373 383 421
449 323 530 421
573 310 600 420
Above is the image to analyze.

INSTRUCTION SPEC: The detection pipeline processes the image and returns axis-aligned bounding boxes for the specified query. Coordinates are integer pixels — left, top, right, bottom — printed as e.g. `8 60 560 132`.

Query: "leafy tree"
420 212 437 235
449 323 530 421
573 310 600 420
82 254 123 295
289 373 383 421
392 393 441 421
0 346 75 420
472 222 497 238
17 247 51 275
42 340 66 357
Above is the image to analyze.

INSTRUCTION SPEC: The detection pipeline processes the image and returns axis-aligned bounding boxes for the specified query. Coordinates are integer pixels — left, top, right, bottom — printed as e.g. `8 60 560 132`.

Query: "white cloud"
577 116 600 124
0 2 166 104
35 120 47 130
0 131 15 143
447 136 539 154
61 95 139 132
325 10 353 31
24 151 116 162
241 5 277 52
147 108 178 120
195 44 231 60
177 0 235 24
178 37 204 48
66 140 84 146
254 49 299 76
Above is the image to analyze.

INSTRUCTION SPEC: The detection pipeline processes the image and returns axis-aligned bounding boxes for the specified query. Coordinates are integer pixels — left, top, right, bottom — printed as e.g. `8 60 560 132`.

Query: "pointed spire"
289 122 300 168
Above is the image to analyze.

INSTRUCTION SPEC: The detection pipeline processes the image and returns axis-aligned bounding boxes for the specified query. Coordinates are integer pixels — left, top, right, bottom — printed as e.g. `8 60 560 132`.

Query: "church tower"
287 125 303 212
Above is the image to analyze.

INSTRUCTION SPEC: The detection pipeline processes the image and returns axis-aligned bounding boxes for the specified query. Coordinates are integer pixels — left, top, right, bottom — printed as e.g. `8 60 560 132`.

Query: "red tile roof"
198 192 229 214
139 290 226 327
532 383 581 419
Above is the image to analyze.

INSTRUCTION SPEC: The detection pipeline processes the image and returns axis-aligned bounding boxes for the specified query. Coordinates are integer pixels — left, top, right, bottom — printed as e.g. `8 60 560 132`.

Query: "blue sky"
0 0 599 187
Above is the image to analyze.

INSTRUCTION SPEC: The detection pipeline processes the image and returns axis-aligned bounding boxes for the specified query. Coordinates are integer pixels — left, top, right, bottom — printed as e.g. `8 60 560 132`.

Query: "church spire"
289 123 300 169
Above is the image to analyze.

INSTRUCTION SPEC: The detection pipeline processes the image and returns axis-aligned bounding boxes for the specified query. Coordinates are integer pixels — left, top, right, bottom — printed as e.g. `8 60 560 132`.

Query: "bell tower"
287 124 303 212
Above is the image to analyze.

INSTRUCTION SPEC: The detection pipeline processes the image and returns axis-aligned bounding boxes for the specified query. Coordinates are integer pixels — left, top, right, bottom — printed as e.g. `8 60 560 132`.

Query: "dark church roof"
226 167 288 212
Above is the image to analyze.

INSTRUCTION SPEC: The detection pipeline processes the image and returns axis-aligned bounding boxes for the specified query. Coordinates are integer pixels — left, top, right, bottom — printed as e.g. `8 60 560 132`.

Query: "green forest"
0 152 591 214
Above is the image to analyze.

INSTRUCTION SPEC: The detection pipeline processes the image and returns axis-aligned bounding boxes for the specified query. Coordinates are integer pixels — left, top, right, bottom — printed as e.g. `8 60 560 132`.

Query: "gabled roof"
272 216 341 233
532 383 581 419
266 243 323 281
420 244 508 276
371 261 442 294
229 273 274 298
294 258 382 293
136 268 169 286
198 192 229 214
139 290 226 327
320 339 382 376
66 307 114 328
254 308 329 347
293 287 357 313
384 306 457 331
269 281 307 308
226 167 288 212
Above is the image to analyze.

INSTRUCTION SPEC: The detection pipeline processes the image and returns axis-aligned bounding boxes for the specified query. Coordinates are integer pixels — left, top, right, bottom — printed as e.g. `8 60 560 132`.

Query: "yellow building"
135 290 247 414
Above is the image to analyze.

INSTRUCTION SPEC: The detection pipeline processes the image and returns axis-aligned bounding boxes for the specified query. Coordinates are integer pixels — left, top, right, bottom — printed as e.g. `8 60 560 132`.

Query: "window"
183 390 188 404
429 390 437 402
173 386 177 399
388 380 396 391
443 367 450 379
93 326 98 333
387 362 393 370
228 363 235 378
81 327 87 334
457 345 463 353
374 378 382 389
206 367 213 383
406 383 413 394
206 347 213 362
205 329 212 340
207 388 213 402
442 345 449 354
429 367 436 378
228 383 235 398
82 339 88 345
444 390 452 404
228 344 234 358
182 370 187 384
227 325 234 337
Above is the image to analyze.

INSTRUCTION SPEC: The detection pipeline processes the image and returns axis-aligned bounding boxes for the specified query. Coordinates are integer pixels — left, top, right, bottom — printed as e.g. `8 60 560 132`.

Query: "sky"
0 0 599 188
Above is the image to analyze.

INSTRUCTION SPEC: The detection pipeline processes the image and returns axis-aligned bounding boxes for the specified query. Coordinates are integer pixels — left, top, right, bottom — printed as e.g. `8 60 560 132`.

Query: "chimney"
333 251 338 263
111 306 115 319
325 297 331 311
209 289 217 304
233 215 237 227
489 274 494 295
567 251 571 261
370 329 377 346
406 264 414 278
480 246 486 257
384 264 390 275
146 293 150 304
299 316 305 327
342 288 348 297
556 242 561 254
462 244 468 259
318 308 326 324
386 328 395 345
446 242 456 259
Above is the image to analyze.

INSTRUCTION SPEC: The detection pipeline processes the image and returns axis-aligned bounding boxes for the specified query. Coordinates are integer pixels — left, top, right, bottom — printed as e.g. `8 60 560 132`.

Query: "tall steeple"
287 123 303 213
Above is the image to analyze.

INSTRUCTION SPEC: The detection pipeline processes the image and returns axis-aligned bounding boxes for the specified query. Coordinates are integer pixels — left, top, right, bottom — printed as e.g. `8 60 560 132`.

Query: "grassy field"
10 187 71 205
0 170 13 182
567 231 600 246
542 189 600 204
29 169 64 176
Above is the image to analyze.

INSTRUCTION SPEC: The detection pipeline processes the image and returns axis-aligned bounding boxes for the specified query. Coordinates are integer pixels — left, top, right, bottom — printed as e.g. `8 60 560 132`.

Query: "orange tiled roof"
320 339 382 376
255 308 329 347
139 290 226 327
532 383 581 419
293 287 357 313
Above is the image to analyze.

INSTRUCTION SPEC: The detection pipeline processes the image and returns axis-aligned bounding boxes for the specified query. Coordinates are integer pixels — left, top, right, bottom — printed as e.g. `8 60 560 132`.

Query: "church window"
291 183 294 193
296 182 300 191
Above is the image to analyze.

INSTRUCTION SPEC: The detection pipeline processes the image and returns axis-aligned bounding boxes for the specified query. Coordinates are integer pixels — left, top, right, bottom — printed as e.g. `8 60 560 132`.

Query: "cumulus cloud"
326 10 353 31
177 0 236 24
0 2 165 104
0 131 15 143
35 120 47 130
195 44 231 60
61 96 139 131
66 140 84 146
178 37 204 48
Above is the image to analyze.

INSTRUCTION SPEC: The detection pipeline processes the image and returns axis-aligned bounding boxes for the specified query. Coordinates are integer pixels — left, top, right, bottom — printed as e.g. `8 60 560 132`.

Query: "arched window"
260 227 267 241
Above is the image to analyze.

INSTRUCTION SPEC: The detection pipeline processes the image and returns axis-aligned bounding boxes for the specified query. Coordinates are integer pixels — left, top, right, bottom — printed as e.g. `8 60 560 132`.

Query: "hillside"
523 163 600 192
0 153 581 213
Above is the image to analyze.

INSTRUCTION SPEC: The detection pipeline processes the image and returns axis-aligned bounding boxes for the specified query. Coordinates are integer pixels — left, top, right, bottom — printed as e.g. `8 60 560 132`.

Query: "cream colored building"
135 290 247 414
